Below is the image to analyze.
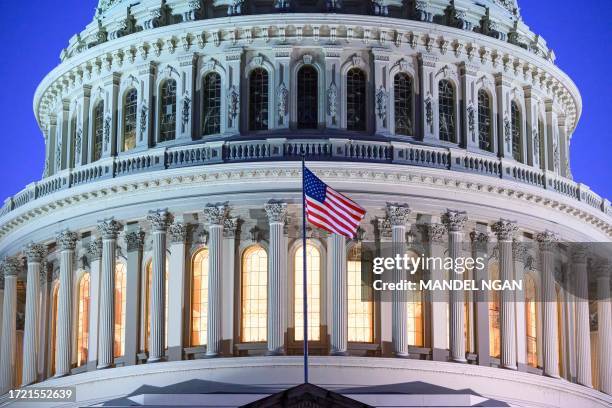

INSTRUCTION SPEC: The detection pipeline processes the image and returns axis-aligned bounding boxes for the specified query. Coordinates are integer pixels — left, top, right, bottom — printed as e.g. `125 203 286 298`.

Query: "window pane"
249 68 269 131
347 68 366 131
123 89 137 151
295 244 321 341
51 284 59 375
93 101 104 161
297 66 318 129
191 249 209 346
160 80 177 142
202 73 221 135
76 273 90 367
241 246 268 342
489 263 501 358
511 102 522 162
394 73 413 136
478 90 492 151
526 275 538 367
114 264 127 357
347 245 373 342
438 80 456 142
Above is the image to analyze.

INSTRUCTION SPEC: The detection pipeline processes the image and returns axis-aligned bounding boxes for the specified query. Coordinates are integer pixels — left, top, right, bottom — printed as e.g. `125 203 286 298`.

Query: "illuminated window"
294 243 321 341
191 249 209 346
439 80 456 142
394 73 413 136
144 259 169 351
249 68 269 131
407 252 423 347
76 273 90 367
114 263 127 357
241 246 268 342
202 72 221 135
478 89 493 151
50 283 59 375
347 245 374 343
92 101 104 162
159 80 177 142
525 274 538 367
297 66 318 129
123 88 137 151
346 68 366 131
489 263 501 358
511 101 522 162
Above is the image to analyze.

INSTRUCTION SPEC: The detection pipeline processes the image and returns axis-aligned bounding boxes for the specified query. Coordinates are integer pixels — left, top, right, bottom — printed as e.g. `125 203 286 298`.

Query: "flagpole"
301 153 309 384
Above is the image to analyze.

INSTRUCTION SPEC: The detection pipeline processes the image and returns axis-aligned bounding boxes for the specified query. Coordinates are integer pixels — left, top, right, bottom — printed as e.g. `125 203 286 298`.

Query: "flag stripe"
322 196 361 228
306 198 355 237
326 188 366 216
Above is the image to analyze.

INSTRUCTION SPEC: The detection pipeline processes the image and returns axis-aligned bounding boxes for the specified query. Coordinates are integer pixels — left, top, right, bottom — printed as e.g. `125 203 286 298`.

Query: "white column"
388 204 411 357
123 229 144 366
513 239 527 371
537 231 560 378
55 230 78 377
37 263 50 379
202 204 228 357
470 230 491 366
97 219 122 368
86 239 102 370
596 262 612 395
425 222 448 361
146 210 170 362
492 220 518 370
0 258 20 393
443 210 468 363
22 244 46 386
573 246 592 387
167 221 187 361
265 202 287 355
329 233 348 355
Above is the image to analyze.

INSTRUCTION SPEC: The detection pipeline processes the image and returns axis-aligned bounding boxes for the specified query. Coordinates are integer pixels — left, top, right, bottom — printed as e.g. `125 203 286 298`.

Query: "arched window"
159 80 177 142
478 90 493 151
50 283 59 375
407 251 423 346
511 101 522 162
191 249 209 346
489 263 500 358
69 115 77 168
297 66 319 129
347 245 374 343
241 246 268 342
394 73 413 136
294 243 321 341
249 68 269 131
76 273 90 367
92 101 104 162
123 88 137 151
346 68 366 131
525 274 538 367
439 80 456 142
144 259 169 351
202 72 222 135
114 263 127 357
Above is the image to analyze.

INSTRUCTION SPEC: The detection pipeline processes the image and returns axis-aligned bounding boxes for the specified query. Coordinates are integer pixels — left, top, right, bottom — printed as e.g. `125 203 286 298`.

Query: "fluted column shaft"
22 245 46 386
147 211 169 363
0 259 19 393
573 248 592 387
330 234 348 355
203 204 227 357
55 231 77 377
444 211 467 363
597 266 612 395
97 220 122 368
538 232 559 378
265 203 287 355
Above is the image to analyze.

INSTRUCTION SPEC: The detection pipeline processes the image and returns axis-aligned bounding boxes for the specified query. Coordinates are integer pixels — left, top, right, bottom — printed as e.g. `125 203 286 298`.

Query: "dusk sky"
0 1 609 202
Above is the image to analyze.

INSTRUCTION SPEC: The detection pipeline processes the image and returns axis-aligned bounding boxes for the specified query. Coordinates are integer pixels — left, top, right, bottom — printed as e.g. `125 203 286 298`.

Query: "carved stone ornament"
88 239 103 261
470 231 489 251
182 93 191 129
504 116 511 144
75 127 82 155
536 231 558 251
57 229 78 251
512 240 528 262
103 114 112 147
532 127 540 159
147 209 171 231
265 202 288 224
202 204 229 226
24 243 46 263
277 83 289 119
224 217 239 237
425 95 433 128
424 223 447 243
571 244 588 263
386 203 411 226
228 85 240 120
139 101 148 140
376 217 392 239
169 222 188 243
467 104 475 136
97 218 123 239
125 230 145 252
1 256 22 277
376 86 388 122
492 219 518 241
442 210 468 232
327 82 338 119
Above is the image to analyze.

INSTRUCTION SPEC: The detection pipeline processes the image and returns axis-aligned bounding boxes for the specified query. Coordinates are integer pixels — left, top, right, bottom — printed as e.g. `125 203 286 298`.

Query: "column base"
204 353 220 358
394 352 410 358
501 364 518 370
450 357 468 363
330 350 348 356
96 363 114 370
543 372 561 379
147 357 165 363
266 350 286 356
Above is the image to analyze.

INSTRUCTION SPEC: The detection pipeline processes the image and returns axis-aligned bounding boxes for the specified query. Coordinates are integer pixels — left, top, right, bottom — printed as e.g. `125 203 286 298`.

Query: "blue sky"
0 1 609 202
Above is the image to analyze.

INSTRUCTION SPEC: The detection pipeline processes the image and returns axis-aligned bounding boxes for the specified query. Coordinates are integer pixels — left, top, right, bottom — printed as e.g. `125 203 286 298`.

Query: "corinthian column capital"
97 218 123 240
202 204 228 226
442 210 468 232
169 222 188 243
492 219 519 241
147 209 171 231
422 223 447 243
56 229 78 251
87 239 103 261
470 231 489 251
386 203 411 227
1 257 21 277
265 202 288 224
536 231 559 251
24 243 46 263
571 244 589 263
125 230 145 252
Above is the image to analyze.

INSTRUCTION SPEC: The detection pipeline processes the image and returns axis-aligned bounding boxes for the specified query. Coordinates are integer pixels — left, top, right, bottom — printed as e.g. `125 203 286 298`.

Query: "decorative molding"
147 209 171 232
470 231 489 251
386 203 411 227
536 230 559 251
88 238 103 260
56 229 78 251
125 229 144 252
223 217 239 237
169 222 188 243
1 256 21 277
265 202 288 224
203 204 229 226
442 210 468 232
97 218 123 239
492 219 519 241
24 243 46 263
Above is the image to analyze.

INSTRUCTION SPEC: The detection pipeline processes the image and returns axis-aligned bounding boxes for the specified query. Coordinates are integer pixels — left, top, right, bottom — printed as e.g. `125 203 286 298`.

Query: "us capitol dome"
0 0 610 406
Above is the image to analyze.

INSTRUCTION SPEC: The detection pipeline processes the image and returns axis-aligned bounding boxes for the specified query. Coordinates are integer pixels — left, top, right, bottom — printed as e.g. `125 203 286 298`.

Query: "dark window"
438 80 456 142
511 101 522 162
160 80 177 142
394 73 413 136
123 88 137 151
202 72 222 135
297 66 319 129
346 68 366 131
93 101 104 162
249 68 269 131
478 90 492 151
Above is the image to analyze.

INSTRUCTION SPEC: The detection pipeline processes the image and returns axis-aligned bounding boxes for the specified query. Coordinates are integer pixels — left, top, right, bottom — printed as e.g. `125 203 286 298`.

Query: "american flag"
303 167 366 238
